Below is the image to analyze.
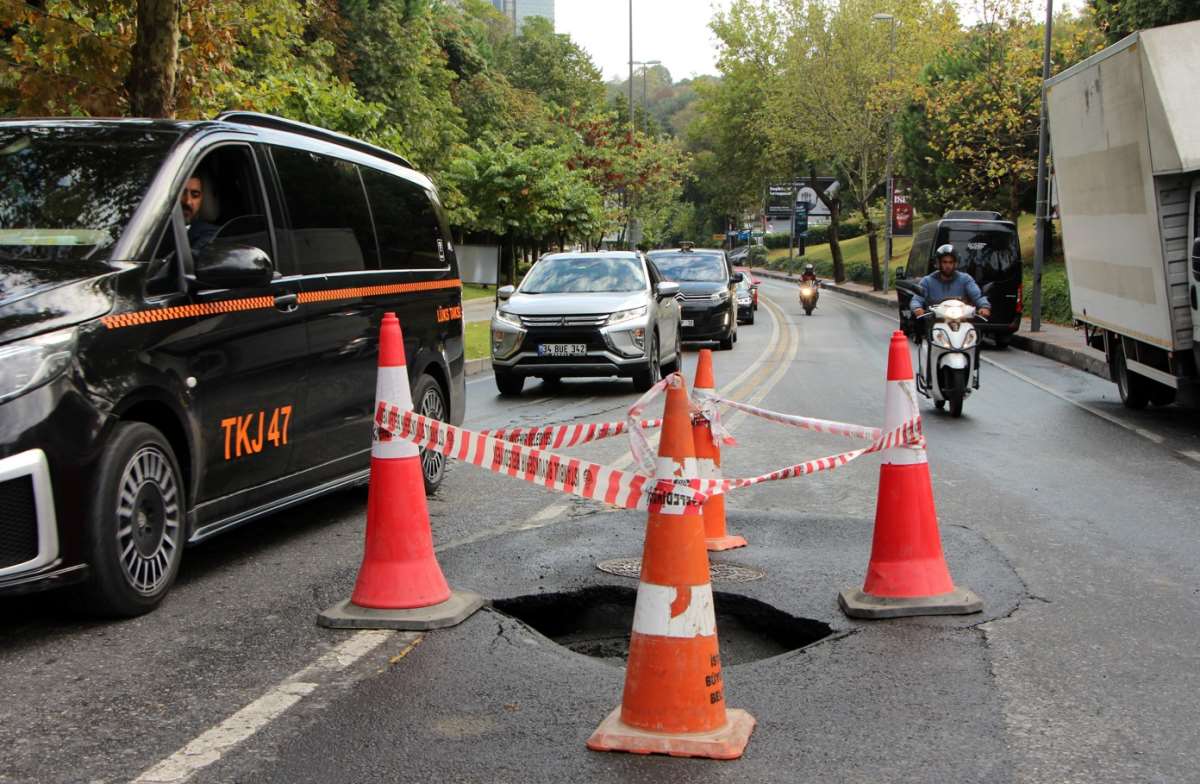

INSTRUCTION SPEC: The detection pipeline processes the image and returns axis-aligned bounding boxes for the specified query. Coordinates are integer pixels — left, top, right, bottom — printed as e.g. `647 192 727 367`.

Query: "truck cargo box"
1046 20 1200 353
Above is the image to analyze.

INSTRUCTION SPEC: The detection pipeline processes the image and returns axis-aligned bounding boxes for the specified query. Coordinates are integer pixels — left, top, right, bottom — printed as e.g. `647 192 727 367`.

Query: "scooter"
798 281 819 315
896 283 983 417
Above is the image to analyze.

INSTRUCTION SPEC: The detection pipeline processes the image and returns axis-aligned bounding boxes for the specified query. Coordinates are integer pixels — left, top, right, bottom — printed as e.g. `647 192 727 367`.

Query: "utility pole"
628 0 634 139
873 13 897 292
1031 0 1054 332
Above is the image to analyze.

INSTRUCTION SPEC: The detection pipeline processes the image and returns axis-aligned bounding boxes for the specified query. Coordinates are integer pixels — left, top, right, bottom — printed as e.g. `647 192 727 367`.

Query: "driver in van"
911 243 991 320
179 173 218 253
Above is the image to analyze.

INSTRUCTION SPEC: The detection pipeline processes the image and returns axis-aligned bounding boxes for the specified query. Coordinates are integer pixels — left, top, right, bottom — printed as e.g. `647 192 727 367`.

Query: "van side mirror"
194 241 273 289
497 285 515 300
730 272 745 284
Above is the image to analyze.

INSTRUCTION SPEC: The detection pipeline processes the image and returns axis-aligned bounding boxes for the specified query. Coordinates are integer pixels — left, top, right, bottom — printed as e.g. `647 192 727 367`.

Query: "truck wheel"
413 374 448 494
1113 350 1149 410
1148 382 1177 407
82 422 185 617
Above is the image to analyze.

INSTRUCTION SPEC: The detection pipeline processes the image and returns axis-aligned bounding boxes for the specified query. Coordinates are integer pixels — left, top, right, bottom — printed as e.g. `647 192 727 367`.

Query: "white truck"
1046 19 1200 408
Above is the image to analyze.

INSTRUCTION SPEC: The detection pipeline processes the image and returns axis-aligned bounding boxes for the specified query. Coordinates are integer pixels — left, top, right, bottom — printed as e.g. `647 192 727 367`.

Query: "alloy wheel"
115 446 181 596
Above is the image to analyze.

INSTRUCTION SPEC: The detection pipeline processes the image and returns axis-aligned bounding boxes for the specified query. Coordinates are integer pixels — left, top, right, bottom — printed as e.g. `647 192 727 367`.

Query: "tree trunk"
861 204 882 291
807 167 845 282
126 0 181 117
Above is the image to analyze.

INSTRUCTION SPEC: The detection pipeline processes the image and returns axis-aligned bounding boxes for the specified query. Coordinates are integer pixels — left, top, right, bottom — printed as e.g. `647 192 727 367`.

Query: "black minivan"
0 114 465 615
896 211 1023 346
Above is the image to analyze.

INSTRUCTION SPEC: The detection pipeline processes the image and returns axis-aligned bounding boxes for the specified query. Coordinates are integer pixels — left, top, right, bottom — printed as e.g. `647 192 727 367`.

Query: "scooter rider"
800 263 818 284
911 244 992 320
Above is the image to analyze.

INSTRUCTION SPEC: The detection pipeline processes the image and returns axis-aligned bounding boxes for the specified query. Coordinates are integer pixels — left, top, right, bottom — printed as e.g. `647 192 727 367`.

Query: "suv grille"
676 293 716 303
0 475 39 569
519 314 609 327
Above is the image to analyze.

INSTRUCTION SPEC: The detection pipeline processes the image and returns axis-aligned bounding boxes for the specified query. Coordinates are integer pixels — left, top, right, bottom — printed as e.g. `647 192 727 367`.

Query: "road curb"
465 357 492 377
747 267 1109 379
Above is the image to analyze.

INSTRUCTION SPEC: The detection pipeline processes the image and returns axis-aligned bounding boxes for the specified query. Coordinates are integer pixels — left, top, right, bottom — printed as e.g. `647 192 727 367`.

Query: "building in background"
492 0 555 28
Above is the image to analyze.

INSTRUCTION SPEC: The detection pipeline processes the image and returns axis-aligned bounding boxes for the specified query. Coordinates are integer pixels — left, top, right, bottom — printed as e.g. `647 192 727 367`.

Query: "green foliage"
1024 262 1073 325
1091 0 1200 42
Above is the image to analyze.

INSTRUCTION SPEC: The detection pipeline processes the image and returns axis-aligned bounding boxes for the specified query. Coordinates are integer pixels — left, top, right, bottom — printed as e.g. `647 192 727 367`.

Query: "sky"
555 0 1074 83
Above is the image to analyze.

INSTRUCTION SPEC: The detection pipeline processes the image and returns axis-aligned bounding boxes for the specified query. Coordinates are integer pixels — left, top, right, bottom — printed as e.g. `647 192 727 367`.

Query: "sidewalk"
751 268 1109 378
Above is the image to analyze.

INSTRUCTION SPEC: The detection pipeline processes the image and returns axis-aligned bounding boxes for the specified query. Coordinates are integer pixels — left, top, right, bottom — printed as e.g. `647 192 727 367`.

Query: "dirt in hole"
492 585 832 665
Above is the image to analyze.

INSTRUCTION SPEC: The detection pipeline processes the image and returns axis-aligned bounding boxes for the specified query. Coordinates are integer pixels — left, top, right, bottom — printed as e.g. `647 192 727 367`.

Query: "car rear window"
520 256 646 293
936 225 1019 276
0 125 179 262
648 253 727 282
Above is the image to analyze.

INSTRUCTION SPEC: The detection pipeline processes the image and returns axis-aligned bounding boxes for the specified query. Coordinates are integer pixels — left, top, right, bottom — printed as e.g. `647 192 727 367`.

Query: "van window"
360 167 443 270
270 147 378 274
0 126 179 262
937 226 1019 277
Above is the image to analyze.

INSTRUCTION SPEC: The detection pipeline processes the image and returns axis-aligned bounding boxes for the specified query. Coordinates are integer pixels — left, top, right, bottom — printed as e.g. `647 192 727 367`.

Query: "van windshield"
937 225 1019 276
0 125 179 263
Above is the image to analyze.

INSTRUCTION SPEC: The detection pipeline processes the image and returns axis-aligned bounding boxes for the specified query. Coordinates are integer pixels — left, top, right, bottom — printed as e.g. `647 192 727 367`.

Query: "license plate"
537 343 587 357
680 319 695 327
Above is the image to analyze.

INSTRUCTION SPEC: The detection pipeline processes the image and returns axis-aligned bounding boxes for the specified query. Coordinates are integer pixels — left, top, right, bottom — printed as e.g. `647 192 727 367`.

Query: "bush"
764 232 792 249
1024 263 1073 325
803 218 865 245
747 245 769 265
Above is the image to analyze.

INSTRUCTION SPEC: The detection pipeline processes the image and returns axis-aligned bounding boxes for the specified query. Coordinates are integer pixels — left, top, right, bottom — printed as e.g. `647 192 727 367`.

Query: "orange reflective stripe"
101 278 463 330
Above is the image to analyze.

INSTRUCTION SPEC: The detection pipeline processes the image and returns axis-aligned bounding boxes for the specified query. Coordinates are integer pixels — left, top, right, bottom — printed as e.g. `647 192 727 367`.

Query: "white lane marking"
830 291 1200 464
132 631 400 783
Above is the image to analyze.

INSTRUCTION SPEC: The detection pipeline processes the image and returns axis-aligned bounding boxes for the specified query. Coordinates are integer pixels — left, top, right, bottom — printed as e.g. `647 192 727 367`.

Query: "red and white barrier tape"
480 418 662 448
692 388 893 442
376 403 709 515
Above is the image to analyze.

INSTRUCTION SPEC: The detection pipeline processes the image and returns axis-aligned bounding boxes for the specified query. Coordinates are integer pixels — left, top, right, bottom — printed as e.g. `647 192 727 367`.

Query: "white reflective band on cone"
631 583 717 638
881 379 925 466
696 456 721 480
656 456 699 480
374 367 419 459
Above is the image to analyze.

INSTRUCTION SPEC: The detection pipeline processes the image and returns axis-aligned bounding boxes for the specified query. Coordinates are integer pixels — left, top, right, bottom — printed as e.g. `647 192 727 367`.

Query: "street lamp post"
1031 0 1054 332
632 60 662 127
873 12 897 293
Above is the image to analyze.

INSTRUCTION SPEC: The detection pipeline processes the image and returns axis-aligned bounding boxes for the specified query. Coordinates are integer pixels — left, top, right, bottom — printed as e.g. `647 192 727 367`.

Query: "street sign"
794 205 809 237
891 178 914 237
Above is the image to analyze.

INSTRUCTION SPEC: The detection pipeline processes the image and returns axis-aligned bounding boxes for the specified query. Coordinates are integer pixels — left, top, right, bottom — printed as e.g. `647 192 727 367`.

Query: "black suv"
646 248 743 349
896 211 1023 346
0 114 465 615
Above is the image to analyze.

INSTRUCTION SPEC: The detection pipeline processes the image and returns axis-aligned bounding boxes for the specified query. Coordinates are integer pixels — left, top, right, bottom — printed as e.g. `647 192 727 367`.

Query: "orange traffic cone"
838 331 982 619
587 375 755 759
318 313 483 630
693 349 746 551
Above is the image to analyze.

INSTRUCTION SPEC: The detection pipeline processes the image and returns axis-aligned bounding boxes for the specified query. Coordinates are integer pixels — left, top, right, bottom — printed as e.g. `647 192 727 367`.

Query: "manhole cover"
596 557 765 583
493 586 832 665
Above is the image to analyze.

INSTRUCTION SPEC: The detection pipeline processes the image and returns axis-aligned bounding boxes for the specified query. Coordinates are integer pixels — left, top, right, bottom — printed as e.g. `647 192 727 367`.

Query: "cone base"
317 590 484 630
586 707 756 760
838 586 982 619
705 534 748 552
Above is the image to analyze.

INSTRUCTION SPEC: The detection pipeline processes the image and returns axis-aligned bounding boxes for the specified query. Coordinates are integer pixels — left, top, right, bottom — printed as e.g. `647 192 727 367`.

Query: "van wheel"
1113 350 1149 410
414 374 448 494
82 422 185 617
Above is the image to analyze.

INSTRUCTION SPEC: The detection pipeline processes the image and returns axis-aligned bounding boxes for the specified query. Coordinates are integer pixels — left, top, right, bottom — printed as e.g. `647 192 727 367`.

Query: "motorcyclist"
800 263 818 284
911 244 992 320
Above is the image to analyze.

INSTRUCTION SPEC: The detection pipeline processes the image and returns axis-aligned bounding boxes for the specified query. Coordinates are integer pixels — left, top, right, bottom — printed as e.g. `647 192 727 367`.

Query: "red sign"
891 178 914 237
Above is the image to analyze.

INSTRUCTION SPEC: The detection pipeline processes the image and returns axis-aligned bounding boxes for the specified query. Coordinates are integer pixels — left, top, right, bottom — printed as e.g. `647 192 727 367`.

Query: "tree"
1091 0 1200 41
126 0 180 117
774 0 958 289
899 1 1104 217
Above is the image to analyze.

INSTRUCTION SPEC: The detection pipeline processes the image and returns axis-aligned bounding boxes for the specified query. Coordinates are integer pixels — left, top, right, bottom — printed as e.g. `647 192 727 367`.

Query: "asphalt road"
2 280 1199 783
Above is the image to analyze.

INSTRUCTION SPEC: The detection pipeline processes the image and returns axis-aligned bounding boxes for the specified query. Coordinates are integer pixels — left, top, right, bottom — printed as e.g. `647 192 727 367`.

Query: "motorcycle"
798 280 819 315
895 282 985 417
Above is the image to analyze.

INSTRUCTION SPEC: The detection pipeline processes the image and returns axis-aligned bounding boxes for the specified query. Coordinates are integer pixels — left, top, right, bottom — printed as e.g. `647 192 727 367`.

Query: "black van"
895 211 1023 346
0 114 465 615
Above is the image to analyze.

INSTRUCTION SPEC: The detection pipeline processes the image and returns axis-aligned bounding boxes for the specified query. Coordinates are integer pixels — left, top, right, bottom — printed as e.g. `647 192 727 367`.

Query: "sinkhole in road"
493 585 833 665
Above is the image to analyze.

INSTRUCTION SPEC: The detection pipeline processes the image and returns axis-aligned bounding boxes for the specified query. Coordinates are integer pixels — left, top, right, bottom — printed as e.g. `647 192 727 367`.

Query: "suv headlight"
0 327 78 404
494 309 523 327
607 305 647 325
710 290 730 303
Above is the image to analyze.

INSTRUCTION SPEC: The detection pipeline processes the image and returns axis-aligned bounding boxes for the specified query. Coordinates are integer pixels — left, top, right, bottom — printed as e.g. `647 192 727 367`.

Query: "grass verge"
462 283 496 301
465 320 490 361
